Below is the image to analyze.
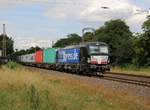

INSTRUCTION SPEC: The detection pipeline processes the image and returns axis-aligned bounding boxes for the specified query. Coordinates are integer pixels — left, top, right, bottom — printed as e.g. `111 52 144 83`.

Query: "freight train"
17 42 110 75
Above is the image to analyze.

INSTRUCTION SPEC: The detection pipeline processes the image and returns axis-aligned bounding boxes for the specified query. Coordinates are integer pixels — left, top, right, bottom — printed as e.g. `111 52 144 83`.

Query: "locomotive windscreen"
89 45 108 54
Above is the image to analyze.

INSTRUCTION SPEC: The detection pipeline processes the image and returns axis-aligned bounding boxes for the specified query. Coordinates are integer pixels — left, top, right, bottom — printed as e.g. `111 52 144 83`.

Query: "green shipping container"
44 48 56 64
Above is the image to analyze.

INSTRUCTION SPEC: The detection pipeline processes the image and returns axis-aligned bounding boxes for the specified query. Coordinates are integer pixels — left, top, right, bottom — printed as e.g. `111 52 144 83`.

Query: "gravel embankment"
27 67 150 103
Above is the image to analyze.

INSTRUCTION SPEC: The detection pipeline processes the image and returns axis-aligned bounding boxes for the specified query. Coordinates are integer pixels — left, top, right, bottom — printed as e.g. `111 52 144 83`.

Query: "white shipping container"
20 53 35 63
26 53 35 63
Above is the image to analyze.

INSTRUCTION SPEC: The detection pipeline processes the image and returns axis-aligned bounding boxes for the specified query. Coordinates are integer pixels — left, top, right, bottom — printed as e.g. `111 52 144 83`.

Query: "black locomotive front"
79 42 110 74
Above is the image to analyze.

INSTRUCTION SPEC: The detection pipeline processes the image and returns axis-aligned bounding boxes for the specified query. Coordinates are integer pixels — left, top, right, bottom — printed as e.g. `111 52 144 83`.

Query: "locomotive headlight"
96 43 99 46
87 58 90 63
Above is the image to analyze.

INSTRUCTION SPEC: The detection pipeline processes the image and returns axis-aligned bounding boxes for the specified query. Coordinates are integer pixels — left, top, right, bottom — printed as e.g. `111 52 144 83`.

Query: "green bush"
114 64 139 71
6 62 22 70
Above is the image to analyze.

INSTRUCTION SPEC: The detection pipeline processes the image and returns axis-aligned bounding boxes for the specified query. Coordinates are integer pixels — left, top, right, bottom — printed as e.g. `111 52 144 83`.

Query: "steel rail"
106 72 150 78
103 72 150 88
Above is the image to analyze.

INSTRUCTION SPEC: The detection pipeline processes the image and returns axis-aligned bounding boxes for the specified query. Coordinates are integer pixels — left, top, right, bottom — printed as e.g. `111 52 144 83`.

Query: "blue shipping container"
57 48 80 63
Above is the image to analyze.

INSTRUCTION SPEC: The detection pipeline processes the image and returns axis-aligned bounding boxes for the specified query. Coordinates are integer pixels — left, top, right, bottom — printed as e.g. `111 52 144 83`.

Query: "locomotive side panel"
57 48 80 63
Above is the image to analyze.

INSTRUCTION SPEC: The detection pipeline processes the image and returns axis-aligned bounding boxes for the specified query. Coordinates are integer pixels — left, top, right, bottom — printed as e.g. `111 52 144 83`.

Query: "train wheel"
75 69 80 74
96 72 104 77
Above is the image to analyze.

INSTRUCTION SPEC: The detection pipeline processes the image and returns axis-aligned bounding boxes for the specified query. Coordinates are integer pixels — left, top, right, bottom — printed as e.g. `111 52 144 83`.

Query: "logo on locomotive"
58 49 80 63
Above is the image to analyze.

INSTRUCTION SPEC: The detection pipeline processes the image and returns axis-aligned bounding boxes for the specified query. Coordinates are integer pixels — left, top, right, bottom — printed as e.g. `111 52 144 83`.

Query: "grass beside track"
0 62 149 110
111 66 150 76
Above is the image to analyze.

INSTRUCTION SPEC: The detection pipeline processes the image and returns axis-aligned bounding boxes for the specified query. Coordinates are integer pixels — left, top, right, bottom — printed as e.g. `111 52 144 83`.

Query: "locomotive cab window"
100 46 108 54
89 45 108 54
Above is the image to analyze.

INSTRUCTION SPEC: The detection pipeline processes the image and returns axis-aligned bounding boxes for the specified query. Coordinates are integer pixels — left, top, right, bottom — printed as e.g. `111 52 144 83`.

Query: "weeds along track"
25 66 150 88
104 72 150 88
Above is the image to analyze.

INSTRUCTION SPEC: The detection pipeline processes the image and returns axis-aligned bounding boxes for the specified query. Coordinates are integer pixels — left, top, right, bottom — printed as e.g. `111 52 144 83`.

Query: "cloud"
0 0 47 5
12 27 58 50
0 19 57 50
14 37 54 50
44 0 135 20
1 0 148 32
0 0 49 8
127 13 147 32
44 0 148 32
80 0 135 21
44 0 90 20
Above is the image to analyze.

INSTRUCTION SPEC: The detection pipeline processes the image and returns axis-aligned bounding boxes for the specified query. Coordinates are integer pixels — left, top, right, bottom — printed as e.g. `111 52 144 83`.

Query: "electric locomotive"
56 42 110 75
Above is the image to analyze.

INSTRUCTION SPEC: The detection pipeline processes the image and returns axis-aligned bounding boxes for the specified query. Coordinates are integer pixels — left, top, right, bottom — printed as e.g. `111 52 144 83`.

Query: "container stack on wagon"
18 53 35 66
26 53 35 63
43 48 57 69
35 50 43 64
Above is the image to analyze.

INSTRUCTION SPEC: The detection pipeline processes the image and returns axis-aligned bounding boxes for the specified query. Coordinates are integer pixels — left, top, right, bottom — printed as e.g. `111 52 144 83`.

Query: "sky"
0 0 150 50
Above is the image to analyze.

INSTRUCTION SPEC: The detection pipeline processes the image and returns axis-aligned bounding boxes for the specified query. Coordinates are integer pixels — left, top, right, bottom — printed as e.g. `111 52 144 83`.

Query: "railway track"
104 72 150 88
